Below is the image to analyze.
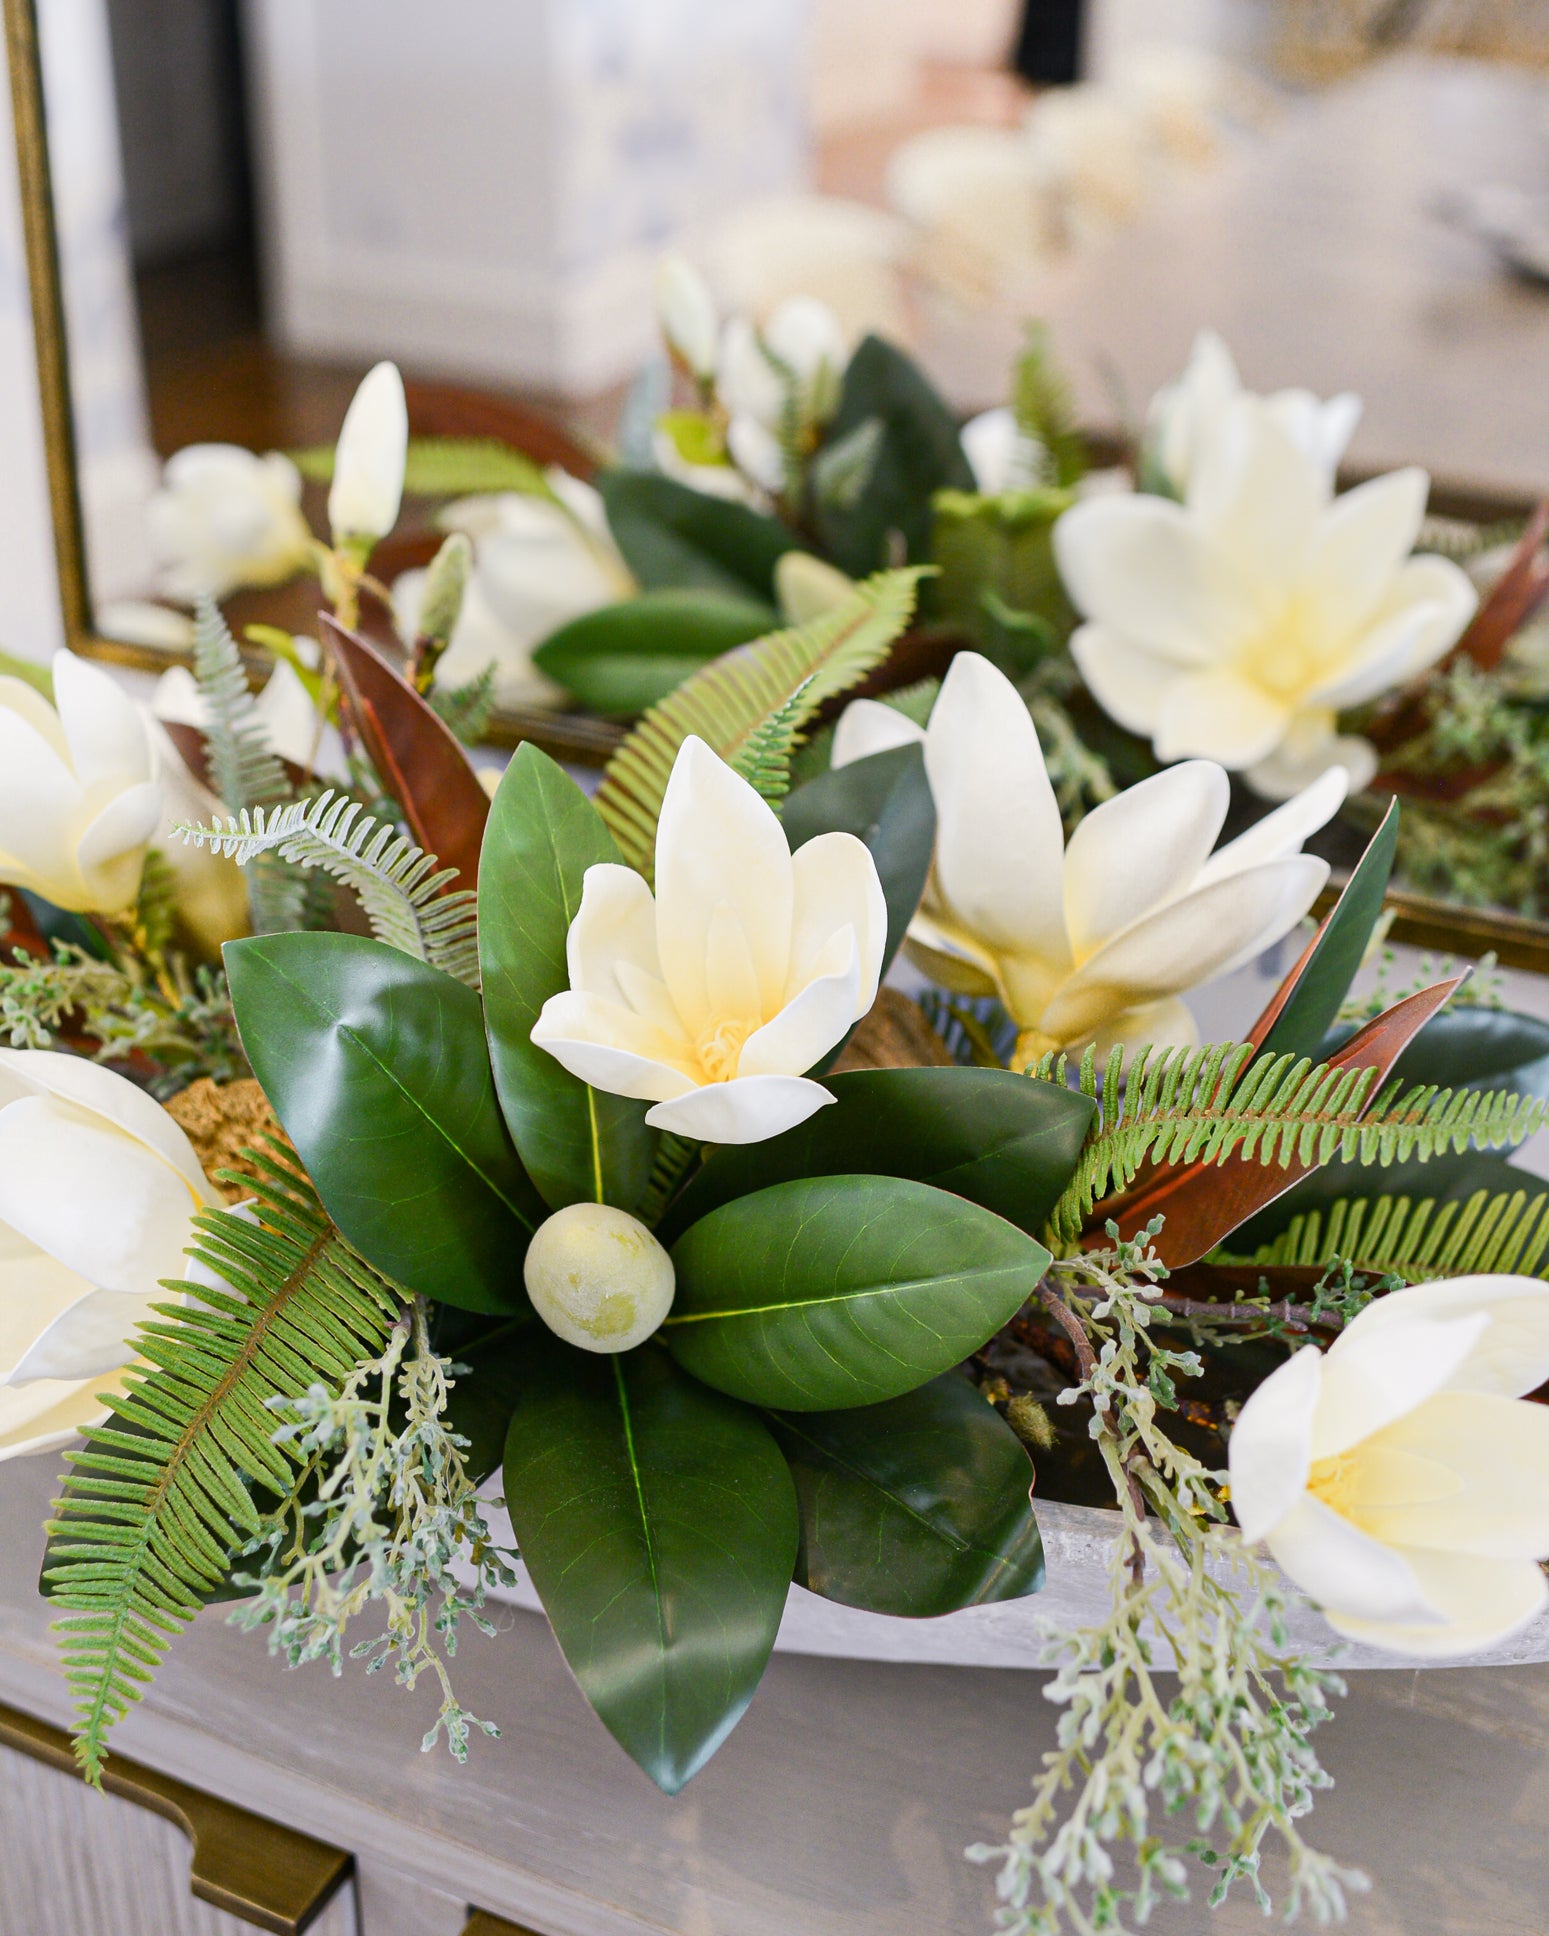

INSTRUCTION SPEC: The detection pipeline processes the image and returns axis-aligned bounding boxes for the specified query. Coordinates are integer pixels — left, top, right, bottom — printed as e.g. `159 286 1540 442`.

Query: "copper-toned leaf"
321 615 489 892
1098 978 1464 1268
1448 499 1549 674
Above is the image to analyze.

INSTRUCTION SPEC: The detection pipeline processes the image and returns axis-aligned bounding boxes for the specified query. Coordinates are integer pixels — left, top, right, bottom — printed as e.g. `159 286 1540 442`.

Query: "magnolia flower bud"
329 361 408 548
656 254 719 384
523 1204 676 1354
416 532 473 651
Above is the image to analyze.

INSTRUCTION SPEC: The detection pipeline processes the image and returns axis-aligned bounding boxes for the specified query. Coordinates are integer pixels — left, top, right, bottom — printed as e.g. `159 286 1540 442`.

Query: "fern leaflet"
177 791 480 986
595 567 926 877
45 1146 401 1778
1038 1040 1549 1252
1240 1184 1549 1282
731 681 811 803
191 597 302 933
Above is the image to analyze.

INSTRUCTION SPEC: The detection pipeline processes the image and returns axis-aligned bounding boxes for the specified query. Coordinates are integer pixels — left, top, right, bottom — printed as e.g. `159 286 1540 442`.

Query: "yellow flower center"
696 1016 757 1084
1307 1451 1358 1518
1238 595 1331 702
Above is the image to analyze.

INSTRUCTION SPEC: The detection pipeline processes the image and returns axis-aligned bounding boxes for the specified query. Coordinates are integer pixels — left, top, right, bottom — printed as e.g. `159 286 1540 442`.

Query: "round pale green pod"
523 1203 676 1353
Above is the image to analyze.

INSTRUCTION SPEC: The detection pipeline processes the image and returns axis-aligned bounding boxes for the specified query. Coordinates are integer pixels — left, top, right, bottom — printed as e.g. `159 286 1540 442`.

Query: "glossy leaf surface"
598 469 797 601
479 745 656 1212
769 1372 1043 1616
533 590 776 715
502 1341 798 1793
667 1174 1049 1410
225 931 540 1309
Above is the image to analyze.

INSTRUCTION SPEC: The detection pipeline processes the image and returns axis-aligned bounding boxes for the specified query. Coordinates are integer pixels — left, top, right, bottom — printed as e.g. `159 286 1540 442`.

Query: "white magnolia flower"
0 652 162 914
0 1051 222 1461
656 254 719 384
718 297 848 437
393 473 633 709
1147 330 1361 498
1056 400 1479 798
149 723 249 952
329 360 408 547
1230 1276 1549 1657
146 445 313 602
833 652 1340 1060
532 737 886 1144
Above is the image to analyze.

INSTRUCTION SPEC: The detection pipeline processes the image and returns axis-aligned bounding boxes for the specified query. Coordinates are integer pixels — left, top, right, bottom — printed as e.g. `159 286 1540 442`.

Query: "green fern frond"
192 598 303 934
292 436 554 501
132 849 178 958
595 568 926 876
1011 323 1084 490
1244 1185 1549 1282
1040 1039 1549 1252
731 681 811 804
45 1145 401 1778
177 791 480 986
428 661 497 744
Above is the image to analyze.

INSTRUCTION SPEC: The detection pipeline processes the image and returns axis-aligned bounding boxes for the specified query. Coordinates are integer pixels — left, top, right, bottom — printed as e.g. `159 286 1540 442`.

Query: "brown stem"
1038 1280 1146 1584
1037 1280 1098 1382
1156 1291 1343 1334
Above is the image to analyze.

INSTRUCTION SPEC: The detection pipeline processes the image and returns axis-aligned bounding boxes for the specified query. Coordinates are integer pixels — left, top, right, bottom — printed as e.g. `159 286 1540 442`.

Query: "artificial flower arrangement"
7 365 1549 1934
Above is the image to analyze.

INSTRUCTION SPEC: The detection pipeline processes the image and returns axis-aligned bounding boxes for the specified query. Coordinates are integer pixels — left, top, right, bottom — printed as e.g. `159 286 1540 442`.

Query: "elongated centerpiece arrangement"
8 360 1549 1936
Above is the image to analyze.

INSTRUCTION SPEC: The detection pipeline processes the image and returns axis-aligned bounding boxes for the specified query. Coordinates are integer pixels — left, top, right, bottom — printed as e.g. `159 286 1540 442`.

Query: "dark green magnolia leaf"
598 469 797 601
479 745 657 1213
666 1174 1049 1411
809 335 974 576
661 1066 1094 1245
1321 1003 1549 1102
502 1341 798 1794
532 590 776 715
1256 802 1398 1063
768 1372 1043 1616
224 933 541 1311
440 1314 534 1486
780 743 935 975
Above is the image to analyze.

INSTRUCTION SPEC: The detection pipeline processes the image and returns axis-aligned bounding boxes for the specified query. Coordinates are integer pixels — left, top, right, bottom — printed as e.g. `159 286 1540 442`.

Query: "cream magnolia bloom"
532 737 886 1145
0 1051 222 1461
834 652 1340 1059
0 652 162 913
1146 330 1361 498
146 444 313 602
656 253 719 383
718 297 848 436
1056 400 1479 798
329 361 408 546
1229 1277 1549 1657
393 473 633 709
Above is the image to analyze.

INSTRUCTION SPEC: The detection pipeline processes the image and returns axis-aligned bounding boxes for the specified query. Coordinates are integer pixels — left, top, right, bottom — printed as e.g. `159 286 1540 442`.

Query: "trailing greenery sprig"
177 791 480 986
1037 1040 1549 1252
971 1229 1363 1934
595 567 926 876
45 1146 401 1779
230 1298 513 1761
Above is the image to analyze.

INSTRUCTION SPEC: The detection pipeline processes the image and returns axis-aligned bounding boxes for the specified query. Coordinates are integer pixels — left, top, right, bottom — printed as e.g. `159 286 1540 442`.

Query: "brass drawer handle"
0 1699 352 1935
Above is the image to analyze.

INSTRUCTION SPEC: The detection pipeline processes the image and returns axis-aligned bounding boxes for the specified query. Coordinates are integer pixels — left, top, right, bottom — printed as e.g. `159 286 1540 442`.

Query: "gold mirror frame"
9 0 1549 970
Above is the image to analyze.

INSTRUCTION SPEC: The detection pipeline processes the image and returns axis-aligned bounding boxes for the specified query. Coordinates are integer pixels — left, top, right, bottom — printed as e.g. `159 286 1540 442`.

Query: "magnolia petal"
740 933 861 1079
704 904 766 1026
1194 766 1347 888
530 991 696 1100
0 1247 94 1377
75 780 164 910
1227 1342 1322 1543
1076 995 1199 1063
0 1049 216 1203
1343 1390 1549 1560
1062 761 1229 962
7 1286 161 1385
1308 555 1477 711
329 360 408 542
1322 1548 1549 1658
1333 1275 1549 1401
644 1073 835 1143
1068 624 1182 738
254 660 323 769
654 736 794 1036
0 1097 201 1297
1186 398 1327 597
0 674 69 761
1304 468 1429 641
831 699 927 769
0 1369 131 1465
1264 1493 1440 1626
788 832 887 1012
0 706 86 899
1265 389 1363 477
901 919 1002 1001
1054 494 1250 662
1312 1310 1491 1462
961 407 1018 494
925 653 1070 964
53 650 154 795
1154 669 1290 769
566 863 664 1007
1039 856 1327 1045
1245 721 1377 803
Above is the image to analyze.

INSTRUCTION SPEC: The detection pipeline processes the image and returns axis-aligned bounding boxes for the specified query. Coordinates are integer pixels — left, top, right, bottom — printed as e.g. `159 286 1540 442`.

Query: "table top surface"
931 53 1549 502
